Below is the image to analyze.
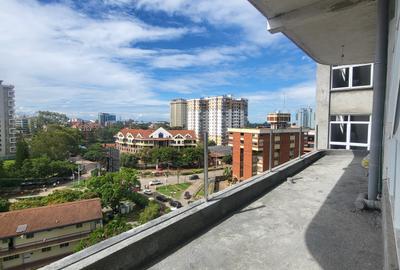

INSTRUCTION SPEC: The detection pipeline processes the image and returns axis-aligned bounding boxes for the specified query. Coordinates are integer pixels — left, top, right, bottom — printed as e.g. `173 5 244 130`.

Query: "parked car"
189 175 200 180
184 191 191 200
156 194 169 202
143 189 153 195
149 179 162 186
169 200 183 208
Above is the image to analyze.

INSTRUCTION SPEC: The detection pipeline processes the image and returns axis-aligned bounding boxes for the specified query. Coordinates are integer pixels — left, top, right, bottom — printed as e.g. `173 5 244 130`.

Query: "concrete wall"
330 90 373 115
316 64 331 149
382 0 400 266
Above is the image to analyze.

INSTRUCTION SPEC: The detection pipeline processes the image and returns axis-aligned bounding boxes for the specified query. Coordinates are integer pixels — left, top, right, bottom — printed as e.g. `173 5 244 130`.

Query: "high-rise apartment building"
0 81 16 159
296 107 315 129
98 113 116 127
170 99 187 128
187 95 248 145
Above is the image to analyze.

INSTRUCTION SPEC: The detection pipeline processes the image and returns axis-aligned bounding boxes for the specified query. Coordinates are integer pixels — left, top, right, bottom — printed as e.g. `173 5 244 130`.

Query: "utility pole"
204 132 209 201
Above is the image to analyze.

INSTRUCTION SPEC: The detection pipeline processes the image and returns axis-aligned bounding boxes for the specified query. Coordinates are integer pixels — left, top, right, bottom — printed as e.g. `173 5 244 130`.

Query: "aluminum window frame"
331 63 374 91
329 114 371 150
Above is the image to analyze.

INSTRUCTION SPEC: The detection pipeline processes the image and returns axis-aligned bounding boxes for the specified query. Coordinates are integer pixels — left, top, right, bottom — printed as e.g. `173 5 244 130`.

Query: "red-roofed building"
0 199 102 270
115 127 197 154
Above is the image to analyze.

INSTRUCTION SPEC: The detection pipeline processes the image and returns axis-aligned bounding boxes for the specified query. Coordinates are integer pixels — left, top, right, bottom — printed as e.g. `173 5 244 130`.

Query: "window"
3 254 19 261
2 239 8 244
60 243 69 248
331 64 373 90
26 233 34 239
329 115 371 150
42 247 51 252
76 223 83 228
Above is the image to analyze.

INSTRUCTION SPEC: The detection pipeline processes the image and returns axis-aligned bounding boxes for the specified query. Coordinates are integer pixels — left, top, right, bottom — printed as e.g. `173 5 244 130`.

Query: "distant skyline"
0 0 316 123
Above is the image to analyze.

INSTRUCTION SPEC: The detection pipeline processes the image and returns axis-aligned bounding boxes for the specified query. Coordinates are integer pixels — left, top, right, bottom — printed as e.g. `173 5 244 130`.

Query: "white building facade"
187 95 248 145
0 81 16 159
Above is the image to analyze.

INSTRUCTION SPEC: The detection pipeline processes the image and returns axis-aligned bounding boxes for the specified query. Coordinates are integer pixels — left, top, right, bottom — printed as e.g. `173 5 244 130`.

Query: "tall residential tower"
187 95 248 145
0 81 16 159
170 99 187 128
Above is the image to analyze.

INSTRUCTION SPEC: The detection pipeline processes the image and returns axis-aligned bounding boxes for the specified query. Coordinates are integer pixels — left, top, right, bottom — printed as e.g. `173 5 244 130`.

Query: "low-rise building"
229 128 304 181
0 199 103 270
115 127 197 154
70 121 100 141
267 112 291 129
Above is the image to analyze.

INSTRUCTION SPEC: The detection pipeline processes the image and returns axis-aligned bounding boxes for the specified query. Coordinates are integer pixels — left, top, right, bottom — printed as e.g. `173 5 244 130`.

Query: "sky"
0 0 316 123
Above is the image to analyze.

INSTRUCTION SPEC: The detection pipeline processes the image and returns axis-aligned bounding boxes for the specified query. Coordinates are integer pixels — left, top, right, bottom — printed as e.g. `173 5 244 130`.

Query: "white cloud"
0 0 198 118
133 0 277 46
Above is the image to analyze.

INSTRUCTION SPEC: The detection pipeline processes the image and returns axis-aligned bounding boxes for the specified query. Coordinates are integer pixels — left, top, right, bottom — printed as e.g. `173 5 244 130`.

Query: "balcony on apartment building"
42 150 383 270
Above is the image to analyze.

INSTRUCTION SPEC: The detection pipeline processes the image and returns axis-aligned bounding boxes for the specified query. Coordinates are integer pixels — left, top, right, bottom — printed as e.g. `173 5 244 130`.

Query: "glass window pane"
350 124 369 143
330 144 346 149
331 123 347 142
332 68 350 88
352 65 371 87
331 115 348 121
350 115 370 121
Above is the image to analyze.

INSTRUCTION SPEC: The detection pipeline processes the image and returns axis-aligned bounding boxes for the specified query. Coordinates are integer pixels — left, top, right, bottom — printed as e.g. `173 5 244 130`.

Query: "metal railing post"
203 132 209 201
269 129 273 172
299 127 302 159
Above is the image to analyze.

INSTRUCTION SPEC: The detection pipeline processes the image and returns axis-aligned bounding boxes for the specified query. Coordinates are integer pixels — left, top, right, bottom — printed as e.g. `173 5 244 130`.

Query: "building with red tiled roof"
115 127 197 154
0 199 102 270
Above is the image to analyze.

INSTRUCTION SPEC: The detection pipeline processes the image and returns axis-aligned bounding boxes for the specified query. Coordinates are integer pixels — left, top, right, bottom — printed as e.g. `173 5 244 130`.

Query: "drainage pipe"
368 0 389 201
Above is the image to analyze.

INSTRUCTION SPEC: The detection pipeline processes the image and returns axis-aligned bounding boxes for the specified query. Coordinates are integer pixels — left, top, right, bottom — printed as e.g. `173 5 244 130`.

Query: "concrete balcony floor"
149 152 382 270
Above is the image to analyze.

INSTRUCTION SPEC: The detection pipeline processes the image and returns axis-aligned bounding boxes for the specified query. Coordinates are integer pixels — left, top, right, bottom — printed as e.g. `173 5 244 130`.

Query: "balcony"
42 150 384 270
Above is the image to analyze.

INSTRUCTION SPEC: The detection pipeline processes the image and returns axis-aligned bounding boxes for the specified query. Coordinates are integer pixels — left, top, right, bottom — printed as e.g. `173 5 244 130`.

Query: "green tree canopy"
30 125 81 160
86 168 140 211
36 111 69 128
120 153 139 168
15 139 30 169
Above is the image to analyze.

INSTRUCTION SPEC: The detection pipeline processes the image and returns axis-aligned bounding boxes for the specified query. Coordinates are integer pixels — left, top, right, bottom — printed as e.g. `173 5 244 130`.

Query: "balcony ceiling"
249 0 377 65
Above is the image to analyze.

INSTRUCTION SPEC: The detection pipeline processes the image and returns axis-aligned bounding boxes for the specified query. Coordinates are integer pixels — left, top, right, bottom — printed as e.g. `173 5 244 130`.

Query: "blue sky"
0 0 316 123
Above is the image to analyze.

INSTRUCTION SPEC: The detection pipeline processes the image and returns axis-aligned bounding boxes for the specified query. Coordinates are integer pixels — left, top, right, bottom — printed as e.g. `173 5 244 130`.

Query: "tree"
86 169 140 211
180 147 203 167
75 217 132 252
30 125 81 160
83 144 105 162
0 161 5 178
138 148 152 166
208 140 217 146
138 201 160 224
15 139 30 169
120 153 139 168
36 111 69 128
222 154 232 165
0 198 10 212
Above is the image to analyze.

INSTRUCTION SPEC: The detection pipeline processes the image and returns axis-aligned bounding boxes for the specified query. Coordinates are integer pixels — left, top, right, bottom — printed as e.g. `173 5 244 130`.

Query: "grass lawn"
156 183 192 199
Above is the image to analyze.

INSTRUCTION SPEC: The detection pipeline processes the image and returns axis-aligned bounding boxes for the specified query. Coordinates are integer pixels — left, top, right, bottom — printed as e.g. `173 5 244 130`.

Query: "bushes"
0 198 10 212
10 189 98 210
138 201 160 224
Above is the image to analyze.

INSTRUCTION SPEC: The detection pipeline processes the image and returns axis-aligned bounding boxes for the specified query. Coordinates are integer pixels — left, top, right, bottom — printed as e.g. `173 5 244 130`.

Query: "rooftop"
43 151 383 270
150 152 382 269
0 198 102 239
